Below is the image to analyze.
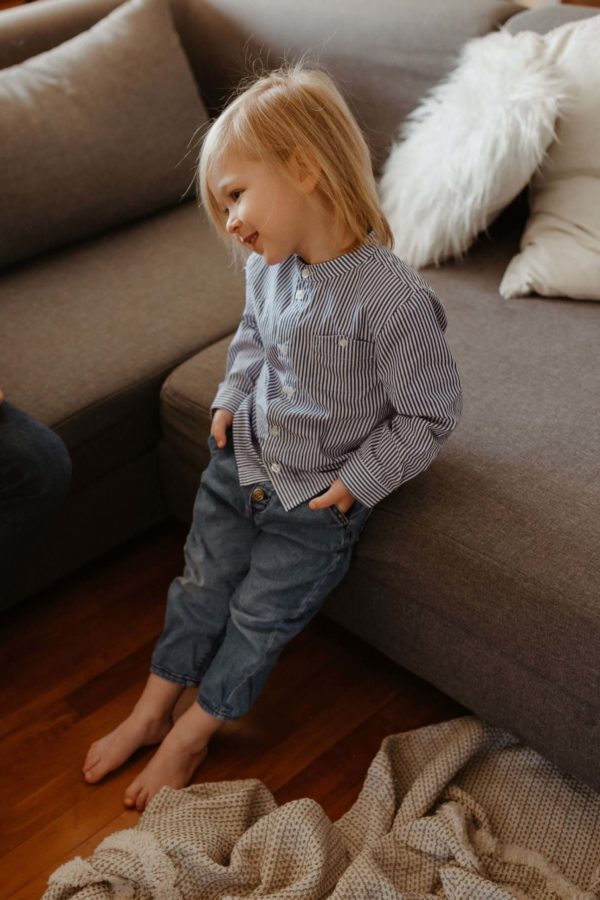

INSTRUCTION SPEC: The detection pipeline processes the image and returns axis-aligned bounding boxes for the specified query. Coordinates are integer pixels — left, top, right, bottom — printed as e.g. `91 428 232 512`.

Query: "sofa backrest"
169 0 525 176
504 4 598 35
1 0 523 178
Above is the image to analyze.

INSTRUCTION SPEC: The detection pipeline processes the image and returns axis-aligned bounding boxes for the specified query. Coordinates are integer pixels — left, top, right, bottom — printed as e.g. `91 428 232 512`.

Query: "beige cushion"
500 15 600 301
0 0 208 269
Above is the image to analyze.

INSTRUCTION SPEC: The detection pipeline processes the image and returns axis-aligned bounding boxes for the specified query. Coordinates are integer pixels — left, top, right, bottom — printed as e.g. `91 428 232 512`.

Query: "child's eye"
220 190 242 216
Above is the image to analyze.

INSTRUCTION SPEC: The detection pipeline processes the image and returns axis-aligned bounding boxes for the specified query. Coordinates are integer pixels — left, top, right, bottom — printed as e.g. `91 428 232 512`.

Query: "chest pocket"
314 334 376 398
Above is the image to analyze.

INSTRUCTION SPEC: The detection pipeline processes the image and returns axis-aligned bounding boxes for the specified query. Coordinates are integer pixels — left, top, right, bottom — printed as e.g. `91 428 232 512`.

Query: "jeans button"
251 487 266 502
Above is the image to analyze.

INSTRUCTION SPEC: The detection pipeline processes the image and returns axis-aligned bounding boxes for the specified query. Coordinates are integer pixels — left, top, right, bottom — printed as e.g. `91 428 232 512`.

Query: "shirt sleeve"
210 267 265 416
338 288 463 506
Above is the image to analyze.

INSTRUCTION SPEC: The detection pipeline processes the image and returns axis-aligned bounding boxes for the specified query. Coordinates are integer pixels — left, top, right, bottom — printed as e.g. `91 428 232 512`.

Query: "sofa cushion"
362 222 599 713
379 29 566 268
161 214 599 716
0 0 207 269
0 201 244 490
499 14 600 301
161 336 234 470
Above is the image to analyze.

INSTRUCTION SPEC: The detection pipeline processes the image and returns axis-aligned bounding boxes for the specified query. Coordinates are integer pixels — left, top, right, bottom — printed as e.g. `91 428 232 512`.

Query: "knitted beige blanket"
44 716 600 899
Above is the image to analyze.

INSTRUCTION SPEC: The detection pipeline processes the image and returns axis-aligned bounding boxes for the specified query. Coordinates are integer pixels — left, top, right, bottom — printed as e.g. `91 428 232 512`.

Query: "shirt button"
270 426 280 436
302 267 309 278
251 487 266 502
270 462 281 474
339 336 349 348
295 290 305 299
283 385 295 398
278 343 287 354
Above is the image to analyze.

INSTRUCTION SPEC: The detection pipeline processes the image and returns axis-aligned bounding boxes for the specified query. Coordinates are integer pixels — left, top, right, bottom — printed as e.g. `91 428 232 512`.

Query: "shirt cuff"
210 384 249 417
338 452 398 508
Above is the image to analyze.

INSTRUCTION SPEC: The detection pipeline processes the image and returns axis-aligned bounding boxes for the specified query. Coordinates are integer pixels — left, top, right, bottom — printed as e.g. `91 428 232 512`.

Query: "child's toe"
83 746 99 771
83 758 102 781
123 777 140 808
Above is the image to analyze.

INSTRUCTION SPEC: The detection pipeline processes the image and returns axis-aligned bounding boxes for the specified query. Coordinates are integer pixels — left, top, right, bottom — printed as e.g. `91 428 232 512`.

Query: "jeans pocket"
328 503 350 527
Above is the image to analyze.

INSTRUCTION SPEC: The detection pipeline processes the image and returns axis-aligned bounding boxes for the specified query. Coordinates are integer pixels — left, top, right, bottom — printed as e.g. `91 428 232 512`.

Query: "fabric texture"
0 401 71 571
0 201 243 480
378 29 567 269
180 0 521 178
211 238 462 511
151 431 373 720
0 0 207 269
500 15 600 301
504 5 599 37
161 217 600 790
43 716 600 898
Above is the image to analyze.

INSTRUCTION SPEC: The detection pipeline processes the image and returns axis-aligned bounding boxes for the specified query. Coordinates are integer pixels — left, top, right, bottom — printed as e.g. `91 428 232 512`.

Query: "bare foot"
123 702 222 811
83 674 186 784
83 712 173 784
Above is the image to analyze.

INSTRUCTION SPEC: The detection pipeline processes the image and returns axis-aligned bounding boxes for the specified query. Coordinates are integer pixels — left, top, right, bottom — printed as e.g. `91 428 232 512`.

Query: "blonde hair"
196 59 394 268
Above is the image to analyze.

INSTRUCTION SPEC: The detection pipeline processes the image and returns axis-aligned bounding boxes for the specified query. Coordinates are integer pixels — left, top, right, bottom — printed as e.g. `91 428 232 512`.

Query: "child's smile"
209 150 311 265
209 149 357 266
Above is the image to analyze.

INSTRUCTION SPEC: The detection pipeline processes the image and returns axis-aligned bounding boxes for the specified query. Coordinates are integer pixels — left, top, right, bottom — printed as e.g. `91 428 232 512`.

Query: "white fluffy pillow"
500 16 600 301
379 30 567 269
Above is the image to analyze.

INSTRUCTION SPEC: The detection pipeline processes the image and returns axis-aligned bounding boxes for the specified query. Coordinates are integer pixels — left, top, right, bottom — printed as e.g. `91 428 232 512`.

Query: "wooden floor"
0 519 466 898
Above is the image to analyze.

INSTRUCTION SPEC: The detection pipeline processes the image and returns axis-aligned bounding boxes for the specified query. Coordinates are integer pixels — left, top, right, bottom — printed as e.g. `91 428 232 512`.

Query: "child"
83 62 462 812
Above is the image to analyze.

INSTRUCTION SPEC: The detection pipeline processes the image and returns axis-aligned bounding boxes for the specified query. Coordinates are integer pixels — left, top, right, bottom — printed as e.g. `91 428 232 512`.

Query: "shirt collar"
293 228 377 283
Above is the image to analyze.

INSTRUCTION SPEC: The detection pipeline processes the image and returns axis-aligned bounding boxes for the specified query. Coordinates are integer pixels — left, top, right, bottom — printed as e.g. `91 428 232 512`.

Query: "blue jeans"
0 401 71 555
151 433 373 721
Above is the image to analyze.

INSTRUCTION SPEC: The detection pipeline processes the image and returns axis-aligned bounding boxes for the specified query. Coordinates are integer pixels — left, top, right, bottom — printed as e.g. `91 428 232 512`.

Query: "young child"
83 62 462 812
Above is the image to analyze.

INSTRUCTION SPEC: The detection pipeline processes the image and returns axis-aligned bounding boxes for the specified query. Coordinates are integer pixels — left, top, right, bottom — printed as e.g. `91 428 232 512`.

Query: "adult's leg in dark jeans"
0 400 71 560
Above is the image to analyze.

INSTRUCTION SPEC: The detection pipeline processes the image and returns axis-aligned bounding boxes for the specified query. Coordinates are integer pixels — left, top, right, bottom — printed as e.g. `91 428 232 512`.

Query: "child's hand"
308 479 357 515
211 409 233 448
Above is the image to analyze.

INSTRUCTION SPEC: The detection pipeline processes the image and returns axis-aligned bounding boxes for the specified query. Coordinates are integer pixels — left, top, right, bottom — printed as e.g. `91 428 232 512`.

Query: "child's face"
209 150 317 265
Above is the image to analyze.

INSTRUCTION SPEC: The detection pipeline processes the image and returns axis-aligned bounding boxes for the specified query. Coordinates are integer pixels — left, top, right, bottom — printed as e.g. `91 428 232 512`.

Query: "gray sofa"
1 0 598 791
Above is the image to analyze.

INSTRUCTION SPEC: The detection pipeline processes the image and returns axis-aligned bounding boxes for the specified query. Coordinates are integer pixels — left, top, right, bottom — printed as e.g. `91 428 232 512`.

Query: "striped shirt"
211 233 462 511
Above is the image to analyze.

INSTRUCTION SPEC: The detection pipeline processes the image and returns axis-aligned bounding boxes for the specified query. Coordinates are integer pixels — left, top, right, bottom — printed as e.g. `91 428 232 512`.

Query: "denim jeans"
151 432 373 721
0 401 71 555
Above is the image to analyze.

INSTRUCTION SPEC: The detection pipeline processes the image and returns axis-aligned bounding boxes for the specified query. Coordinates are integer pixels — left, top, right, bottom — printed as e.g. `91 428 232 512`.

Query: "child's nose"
226 214 241 235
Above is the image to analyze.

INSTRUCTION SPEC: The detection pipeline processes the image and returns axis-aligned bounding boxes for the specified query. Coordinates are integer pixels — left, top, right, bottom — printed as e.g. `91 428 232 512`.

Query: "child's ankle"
131 699 174 723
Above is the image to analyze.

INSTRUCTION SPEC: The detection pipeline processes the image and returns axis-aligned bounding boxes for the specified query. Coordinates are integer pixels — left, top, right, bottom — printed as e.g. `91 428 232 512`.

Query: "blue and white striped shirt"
211 234 462 511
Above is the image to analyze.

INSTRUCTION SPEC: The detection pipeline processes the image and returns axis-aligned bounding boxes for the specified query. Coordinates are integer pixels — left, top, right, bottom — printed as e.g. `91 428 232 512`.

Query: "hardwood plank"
0 525 184 739
0 519 464 897
274 687 467 821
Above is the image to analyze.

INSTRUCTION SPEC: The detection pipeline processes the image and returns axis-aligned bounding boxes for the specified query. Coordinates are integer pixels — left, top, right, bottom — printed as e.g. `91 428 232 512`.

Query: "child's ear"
292 147 321 194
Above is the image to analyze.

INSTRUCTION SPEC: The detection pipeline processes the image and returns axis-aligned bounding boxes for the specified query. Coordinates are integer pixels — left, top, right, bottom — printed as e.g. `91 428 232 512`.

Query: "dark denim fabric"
151 432 372 720
0 401 71 557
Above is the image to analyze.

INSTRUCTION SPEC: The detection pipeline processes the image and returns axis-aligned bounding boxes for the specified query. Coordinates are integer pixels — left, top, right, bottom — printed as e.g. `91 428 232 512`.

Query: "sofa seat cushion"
161 217 599 716
0 200 244 490
161 336 233 470
353 228 599 716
